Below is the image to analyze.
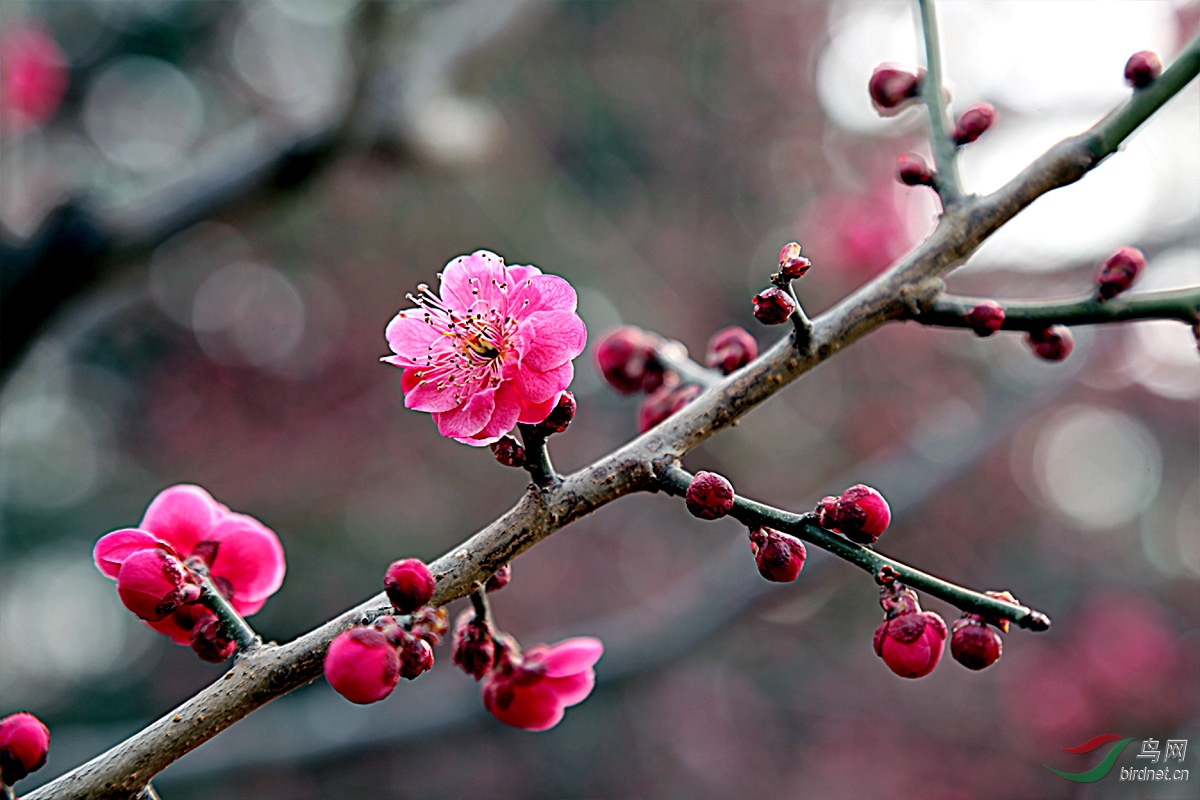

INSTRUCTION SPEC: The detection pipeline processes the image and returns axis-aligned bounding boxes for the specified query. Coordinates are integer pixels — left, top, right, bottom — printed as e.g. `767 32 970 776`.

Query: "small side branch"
917 287 1200 331
651 343 723 389
517 424 557 487
195 570 260 652
917 0 963 204
658 465 1050 631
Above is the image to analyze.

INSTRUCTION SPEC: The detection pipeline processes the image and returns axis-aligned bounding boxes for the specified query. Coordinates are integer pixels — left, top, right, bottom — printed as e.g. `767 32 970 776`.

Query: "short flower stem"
784 284 813 348
916 0 963 204
470 587 495 629
517 424 557 487
917 287 1200 330
651 342 723 389
659 464 1050 631
192 568 260 652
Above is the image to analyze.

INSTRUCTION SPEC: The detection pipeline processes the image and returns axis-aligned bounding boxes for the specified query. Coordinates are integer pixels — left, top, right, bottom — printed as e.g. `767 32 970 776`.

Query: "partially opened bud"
1124 50 1162 88
452 610 496 680
965 301 1005 337
896 153 935 187
874 607 948 679
0 712 50 786
950 614 1003 670
490 436 526 468
410 605 449 646
816 484 891 544
384 558 436 614
777 242 812 281
953 103 996 146
685 471 736 520
752 287 796 325
116 547 201 622
1026 325 1074 361
190 614 237 663
538 392 577 434
749 528 807 582
1096 246 1146 300
324 627 401 704
868 66 923 115
396 631 435 679
705 326 758 374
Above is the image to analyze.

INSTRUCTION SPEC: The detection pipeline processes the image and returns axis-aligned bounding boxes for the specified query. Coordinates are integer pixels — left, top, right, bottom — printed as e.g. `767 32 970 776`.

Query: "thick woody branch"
657 465 1049 631
917 288 1200 331
25 26 1200 800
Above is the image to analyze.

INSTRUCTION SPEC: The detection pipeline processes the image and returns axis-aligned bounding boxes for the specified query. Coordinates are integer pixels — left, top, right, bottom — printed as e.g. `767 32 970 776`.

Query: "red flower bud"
190 614 237 663
950 614 1003 670
1096 246 1146 300
896 153 935 187
874 608 948 678
1124 50 1162 89
637 382 700 433
396 631 435 680
452 610 496 680
485 564 511 593
685 471 736 520
777 242 812 281
965 300 1005 337
1025 325 1074 361
868 66 923 115
324 627 401 704
410 605 449 646
0 712 50 786
489 436 526 468
384 558 436 614
116 547 201 622
595 327 663 394
705 326 758 374
816 484 891 544
748 528 807 582
953 103 996 146
752 287 796 325
538 391 576 434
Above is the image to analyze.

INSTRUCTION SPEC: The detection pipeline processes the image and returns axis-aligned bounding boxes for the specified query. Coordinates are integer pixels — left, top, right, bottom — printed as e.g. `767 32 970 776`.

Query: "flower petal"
435 388 496 439
537 637 605 677
517 394 559 425
527 274 578 313
206 514 287 608
93 529 162 579
403 367 466 413
546 670 596 708
384 311 440 359
140 485 222 554
520 311 587 372
482 677 565 732
468 381 521 444
515 361 573 405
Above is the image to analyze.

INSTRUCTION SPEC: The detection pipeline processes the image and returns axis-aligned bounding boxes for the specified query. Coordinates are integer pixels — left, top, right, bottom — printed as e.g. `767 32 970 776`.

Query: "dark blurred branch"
24 16 1200 800
657 465 1049 631
917 0 962 203
917 287 1200 331
650 341 723 389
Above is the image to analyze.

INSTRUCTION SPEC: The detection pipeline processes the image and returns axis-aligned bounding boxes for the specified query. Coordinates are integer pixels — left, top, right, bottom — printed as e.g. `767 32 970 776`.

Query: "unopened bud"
752 287 796 325
874 607 947 679
685 471 736 520
1025 325 1074 361
538 392 576 434
965 300 1005 337
950 614 1003 670
190 614 237 663
868 66 923 115
595 327 664 394
490 436 526 467
0 712 50 786
816 484 891 544
953 103 996 146
384 558 436 614
324 627 401 704
705 326 758 374
452 610 496 680
778 242 812 281
1124 50 1162 89
637 382 700 433
396 631 434 680
1096 246 1146 301
485 564 512 593
749 528 807 582
896 153 935 187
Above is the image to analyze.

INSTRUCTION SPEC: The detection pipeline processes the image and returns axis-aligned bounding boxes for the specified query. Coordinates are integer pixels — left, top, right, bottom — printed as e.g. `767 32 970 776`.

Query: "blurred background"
1 1 1198 798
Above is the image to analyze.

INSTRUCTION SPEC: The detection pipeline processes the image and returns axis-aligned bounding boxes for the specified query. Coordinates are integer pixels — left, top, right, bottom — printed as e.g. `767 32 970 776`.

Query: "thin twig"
917 287 1200 331
916 0 963 204
517 424 557 487
650 344 723 389
193 569 260 652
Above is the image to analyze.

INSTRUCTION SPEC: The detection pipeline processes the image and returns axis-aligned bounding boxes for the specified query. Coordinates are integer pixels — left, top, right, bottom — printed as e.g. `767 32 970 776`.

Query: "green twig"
916 0 963 204
517 424 557 486
917 287 1200 331
193 569 260 652
658 464 1050 631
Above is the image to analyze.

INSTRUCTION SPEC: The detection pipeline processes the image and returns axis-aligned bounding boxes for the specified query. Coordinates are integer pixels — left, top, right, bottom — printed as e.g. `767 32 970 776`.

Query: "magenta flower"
93 485 286 644
481 636 603 731
0 25 67 132
0 712 50 786
383 251 587 446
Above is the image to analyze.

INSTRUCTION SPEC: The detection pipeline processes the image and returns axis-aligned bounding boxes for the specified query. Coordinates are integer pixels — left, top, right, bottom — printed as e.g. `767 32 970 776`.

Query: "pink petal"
538 637 605 677
145 615 195 645
441 251 505 313
93 529 162 579
467 382 521 444
384 311 439 359
207 514 286 607
483 678 566 732
546 670 596 708
140 485 222 554
526 274 578 313
515 361 573 405
517 394 559 425
520 311 587 372
435 388 496 439
403 368 466 413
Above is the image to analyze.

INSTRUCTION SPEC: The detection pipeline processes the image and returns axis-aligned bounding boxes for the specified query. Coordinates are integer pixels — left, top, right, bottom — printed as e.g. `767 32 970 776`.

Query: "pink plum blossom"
481 636 603 731
383 251 587 445
1 24 67 132
93 485 286 644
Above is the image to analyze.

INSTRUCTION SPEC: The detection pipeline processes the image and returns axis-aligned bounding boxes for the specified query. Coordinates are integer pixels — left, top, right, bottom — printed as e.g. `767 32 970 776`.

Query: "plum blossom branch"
24 18 1200 800
916 0 962 203
657 464 1049 631
917 287 1200 331
193 567 260 653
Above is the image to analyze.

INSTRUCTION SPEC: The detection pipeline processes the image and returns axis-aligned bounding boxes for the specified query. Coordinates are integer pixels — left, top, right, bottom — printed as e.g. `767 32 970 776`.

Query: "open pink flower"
93 485 286 644
383 251 587 446
481 636 603 731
